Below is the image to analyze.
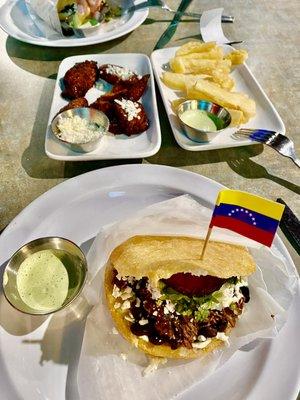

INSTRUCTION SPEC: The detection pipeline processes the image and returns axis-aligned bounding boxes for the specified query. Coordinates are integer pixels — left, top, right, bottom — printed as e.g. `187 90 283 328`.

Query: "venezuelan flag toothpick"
201 190 285 258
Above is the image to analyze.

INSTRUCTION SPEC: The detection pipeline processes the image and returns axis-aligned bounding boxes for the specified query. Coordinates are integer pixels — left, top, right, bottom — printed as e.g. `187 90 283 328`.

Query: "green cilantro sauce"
16 250 69 312
180 109 217 131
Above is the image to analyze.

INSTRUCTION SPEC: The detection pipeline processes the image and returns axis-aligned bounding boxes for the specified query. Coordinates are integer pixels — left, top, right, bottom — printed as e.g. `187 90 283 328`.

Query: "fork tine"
236 128 277 142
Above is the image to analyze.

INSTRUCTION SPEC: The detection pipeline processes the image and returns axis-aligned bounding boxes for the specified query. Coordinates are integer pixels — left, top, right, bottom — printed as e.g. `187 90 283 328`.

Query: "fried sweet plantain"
57 97 89 115
98 64 139 85
113 98 149 136
62 60 98 99
111 74 150 101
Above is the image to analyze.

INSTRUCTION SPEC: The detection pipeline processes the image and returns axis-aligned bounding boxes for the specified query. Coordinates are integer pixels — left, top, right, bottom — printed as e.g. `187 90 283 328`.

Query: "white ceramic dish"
0 164 299 400
151 45 286 151
0 0 148 47
45 53 161 161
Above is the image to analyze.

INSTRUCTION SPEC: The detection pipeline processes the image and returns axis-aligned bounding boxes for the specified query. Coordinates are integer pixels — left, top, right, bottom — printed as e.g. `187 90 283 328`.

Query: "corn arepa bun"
109 235 256 288
105 263 225 359
105 235 255 359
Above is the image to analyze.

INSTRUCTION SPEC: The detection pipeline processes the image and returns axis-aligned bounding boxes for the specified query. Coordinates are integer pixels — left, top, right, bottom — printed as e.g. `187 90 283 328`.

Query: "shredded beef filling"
113 270 249 350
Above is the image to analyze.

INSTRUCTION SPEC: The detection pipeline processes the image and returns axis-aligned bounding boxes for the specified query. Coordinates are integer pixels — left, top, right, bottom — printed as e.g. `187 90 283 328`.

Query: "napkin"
77 195 298 400
25 0 63 39
200 8 230 44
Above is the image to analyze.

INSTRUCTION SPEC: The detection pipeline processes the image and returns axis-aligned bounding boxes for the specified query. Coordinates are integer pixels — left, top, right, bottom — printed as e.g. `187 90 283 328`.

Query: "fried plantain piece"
90 97 120 133
113 98 149 136
98 64 140 85
57 97 89 116
111 74 150 101
62 60 98 99
90 97 115 119
100 87 128 101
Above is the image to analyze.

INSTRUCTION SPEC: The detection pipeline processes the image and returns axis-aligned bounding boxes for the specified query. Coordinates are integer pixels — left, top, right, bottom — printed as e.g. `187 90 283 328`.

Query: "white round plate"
0 164 299 400
0 0 148 47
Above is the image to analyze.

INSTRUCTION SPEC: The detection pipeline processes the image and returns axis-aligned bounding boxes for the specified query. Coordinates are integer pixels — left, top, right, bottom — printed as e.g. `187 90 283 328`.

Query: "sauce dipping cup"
2 237 87 315
51 107 109 153
177 100 232 143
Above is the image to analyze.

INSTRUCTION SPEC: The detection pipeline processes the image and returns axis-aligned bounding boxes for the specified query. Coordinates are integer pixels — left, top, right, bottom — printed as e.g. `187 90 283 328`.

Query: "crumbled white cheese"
112 327 119 335
153 310 158 316
120 353 127 361
114 302 121 309
114 99 141 121
207 279 248 311
192 339 211 349
198 335 207 342
112 284 121 298
151 287 161 300
121 300 131 310
56 115 103 144
135 298 141 308
105 64 135 80
216 332 229 345
139 319 148 325
164 300 175 314
127 276 135 285
120 292 133 301
140 335 149 342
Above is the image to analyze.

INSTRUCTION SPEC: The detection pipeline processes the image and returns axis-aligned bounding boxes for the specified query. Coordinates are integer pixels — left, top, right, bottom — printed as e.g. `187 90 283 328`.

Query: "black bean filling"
113 270 249 350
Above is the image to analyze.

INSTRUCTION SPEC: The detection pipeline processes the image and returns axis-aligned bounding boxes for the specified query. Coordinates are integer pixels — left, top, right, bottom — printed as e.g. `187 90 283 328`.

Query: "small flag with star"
209 189 285 247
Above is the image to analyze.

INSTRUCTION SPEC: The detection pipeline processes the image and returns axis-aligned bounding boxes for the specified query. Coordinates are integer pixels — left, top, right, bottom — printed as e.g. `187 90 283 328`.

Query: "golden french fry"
176 41 216 56
170 57 231 74
225 49 248 66
171 97 186 112
193 79 256 120
180 47 224 60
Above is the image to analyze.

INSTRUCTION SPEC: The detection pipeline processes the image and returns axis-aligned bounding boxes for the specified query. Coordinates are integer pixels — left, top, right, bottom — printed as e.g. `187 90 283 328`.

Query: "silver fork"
125 0 235 22
233 128 300 168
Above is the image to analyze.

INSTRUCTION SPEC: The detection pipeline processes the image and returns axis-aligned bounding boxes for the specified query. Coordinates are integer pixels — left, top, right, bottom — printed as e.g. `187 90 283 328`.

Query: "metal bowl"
2 237 88 315
51 107 109 153
177 100 232 143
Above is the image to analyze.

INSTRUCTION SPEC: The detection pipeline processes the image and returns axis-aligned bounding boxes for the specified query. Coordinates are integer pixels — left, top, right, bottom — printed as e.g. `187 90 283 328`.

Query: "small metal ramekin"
51 107 109 153
2 237 88 315
177 100 232 143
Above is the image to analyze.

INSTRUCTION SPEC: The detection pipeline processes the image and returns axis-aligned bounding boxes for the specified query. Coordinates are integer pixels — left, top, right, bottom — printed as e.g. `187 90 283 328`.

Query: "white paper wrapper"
200 8 230 44
77 196 298 400
25 0 63 39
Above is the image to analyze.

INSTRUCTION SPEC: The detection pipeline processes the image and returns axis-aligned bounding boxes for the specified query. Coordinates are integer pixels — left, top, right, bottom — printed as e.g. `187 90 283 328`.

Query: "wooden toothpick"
200 227 213 260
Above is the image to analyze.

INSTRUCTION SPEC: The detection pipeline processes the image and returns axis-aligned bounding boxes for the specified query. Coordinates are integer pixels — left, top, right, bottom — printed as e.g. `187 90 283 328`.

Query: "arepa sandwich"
105 235 256 359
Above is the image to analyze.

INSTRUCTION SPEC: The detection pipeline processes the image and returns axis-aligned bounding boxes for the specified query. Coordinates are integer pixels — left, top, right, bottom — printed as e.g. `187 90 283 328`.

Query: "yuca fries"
180 47 224 60
175 41 216 56
226 109 244 126
162 71 234 91
225 49 248 66
191 79 256 121
161 40 255 127
170 57 231 74
162 72 209 90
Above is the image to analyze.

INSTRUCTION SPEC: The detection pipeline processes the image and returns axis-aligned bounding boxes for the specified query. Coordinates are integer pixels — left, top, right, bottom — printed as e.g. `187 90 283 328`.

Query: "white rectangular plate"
45 53 161 161
151 45 285 151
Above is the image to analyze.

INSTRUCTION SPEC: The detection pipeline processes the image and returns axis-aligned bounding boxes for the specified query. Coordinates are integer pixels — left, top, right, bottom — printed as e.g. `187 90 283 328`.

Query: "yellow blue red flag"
210 190 285 247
